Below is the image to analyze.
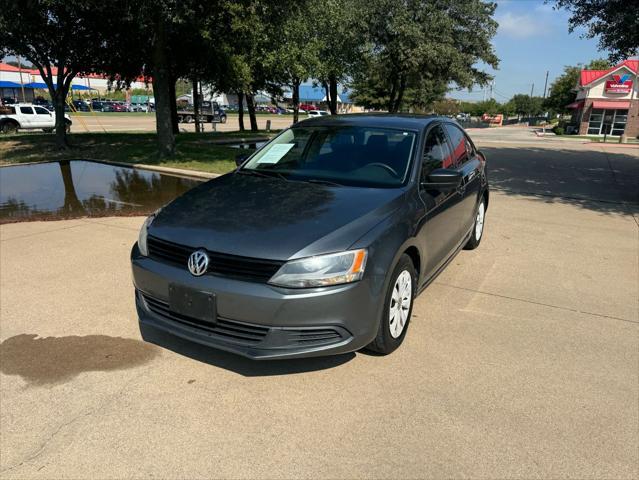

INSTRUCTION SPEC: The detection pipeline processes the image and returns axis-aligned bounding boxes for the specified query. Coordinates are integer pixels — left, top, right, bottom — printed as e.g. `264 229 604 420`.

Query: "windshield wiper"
303 178 344 187
237 169 288 181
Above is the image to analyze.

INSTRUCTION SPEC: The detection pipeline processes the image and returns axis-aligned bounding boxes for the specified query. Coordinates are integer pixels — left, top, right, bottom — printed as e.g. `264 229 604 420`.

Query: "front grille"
142 293 270 345
287 328 343 345
147 235 284 282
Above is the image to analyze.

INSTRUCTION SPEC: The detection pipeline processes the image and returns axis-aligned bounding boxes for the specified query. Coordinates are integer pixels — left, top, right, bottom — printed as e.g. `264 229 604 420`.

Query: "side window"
34 107 50 115
20 107 34 115
421 126 452 181
444 124 469 166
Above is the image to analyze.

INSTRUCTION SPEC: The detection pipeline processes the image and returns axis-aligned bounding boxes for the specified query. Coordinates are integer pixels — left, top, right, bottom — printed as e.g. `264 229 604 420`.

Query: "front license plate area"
168 284 216 324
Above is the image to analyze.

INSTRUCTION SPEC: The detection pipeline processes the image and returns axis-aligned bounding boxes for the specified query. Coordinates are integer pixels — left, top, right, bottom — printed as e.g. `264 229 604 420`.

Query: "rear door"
416 124 465 279
443 123 482 238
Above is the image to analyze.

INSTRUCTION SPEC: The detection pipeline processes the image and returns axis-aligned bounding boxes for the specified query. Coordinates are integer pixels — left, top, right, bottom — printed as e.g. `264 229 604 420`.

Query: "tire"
177 115 183 123
220 115 227 124
464 197 486 250
184 115 193 123
0 122 18 134
367 254 417 355
65 122 72 134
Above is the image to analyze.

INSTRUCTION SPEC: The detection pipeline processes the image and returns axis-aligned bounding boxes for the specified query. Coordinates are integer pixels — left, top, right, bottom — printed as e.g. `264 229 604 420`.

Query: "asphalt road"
0 142 637 479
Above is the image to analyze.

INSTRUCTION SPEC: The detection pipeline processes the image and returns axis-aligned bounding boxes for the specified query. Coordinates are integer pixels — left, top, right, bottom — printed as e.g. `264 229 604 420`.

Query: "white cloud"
496 11 551 38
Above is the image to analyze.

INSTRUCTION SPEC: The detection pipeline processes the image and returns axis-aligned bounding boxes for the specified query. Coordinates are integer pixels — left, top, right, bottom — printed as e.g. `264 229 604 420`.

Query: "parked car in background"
1 97 17 105
112 103 127 112
299 104 317 111
72 100 90 112
307 110 330 117
0 103 72 133
131 114 488 359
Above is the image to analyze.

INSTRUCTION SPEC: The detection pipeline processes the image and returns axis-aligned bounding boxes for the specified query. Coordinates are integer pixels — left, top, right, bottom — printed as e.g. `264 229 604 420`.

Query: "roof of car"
293 113 451 130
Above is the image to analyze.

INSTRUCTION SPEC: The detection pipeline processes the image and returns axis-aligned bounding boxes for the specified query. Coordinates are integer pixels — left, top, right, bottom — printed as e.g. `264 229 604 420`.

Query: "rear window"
20 107 34 115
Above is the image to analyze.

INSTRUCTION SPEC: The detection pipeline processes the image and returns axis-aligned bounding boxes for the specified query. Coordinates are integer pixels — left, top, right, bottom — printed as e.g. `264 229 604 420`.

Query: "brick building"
567 59 638 139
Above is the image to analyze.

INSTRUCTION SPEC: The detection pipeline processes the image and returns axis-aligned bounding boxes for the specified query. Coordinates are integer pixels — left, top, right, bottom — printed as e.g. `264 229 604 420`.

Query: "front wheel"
366 254 416 355
464 198 486 250
220 115 227 124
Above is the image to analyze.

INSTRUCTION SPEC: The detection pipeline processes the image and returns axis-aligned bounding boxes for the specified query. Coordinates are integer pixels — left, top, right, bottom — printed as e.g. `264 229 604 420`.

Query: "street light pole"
543 70 549 98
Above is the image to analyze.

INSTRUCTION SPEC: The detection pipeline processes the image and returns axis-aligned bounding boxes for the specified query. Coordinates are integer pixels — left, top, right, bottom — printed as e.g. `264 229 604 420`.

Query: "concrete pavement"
1 143 637 478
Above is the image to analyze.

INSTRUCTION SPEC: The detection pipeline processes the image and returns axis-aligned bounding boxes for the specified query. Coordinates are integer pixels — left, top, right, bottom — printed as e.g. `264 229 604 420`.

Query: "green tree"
507 94 544 117
553 0 639 62
544 59 613 114
313 0 363 114
0 0 125 148
351 0 499 113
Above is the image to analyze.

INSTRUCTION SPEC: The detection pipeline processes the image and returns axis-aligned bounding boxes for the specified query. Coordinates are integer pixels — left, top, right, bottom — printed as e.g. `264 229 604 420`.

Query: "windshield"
241 125 417 187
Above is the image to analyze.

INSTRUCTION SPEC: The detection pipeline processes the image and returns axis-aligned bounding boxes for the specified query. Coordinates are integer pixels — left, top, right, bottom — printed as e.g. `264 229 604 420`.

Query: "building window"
587 109 604 134
587 108 628 136
612 109 628 136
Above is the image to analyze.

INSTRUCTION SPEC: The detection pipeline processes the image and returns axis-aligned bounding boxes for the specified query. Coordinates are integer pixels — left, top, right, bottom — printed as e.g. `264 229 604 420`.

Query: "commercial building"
0 62 150 102
568 59 638 138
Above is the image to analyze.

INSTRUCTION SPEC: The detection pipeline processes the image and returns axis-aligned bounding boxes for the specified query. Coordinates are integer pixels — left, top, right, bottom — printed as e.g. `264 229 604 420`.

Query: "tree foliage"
0 0 129 148
553 0 639 62
351 0 499 113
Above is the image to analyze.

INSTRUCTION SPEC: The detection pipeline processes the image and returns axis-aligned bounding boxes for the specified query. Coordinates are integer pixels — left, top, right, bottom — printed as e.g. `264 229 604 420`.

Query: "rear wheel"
0 122 18 134
464 198 486 250
367 254 416 355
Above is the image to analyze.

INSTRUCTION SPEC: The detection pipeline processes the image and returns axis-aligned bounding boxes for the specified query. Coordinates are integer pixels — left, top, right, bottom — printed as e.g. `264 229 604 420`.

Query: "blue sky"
449 0 610 101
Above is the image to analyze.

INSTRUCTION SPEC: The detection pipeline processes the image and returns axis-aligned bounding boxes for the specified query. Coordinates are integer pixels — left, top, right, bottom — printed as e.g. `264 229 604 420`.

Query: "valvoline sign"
605 73 633 93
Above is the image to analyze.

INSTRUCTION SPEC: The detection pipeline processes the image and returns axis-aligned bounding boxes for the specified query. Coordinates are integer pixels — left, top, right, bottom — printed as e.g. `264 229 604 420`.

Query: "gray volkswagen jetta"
131 114 488 359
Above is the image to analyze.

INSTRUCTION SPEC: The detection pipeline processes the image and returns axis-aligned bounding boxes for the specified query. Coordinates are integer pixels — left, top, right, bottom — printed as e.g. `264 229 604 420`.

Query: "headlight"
268 249 368 288
137 213 156 256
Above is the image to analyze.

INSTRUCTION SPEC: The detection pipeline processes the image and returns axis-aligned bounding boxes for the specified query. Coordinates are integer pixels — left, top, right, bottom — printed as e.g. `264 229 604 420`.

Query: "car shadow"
138 323 355 377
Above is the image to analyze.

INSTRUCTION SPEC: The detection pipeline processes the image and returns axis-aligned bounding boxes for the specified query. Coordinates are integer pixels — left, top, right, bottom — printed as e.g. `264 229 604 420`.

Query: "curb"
0 158 222 180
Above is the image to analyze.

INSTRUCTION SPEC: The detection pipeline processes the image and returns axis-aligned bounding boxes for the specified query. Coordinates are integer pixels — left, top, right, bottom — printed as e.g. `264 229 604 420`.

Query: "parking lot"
1 140 637 478
69 112 295 133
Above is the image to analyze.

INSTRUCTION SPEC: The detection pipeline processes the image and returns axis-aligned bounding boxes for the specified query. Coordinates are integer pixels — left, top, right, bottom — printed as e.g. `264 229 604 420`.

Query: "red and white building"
0 62 150 101
568 59 638 138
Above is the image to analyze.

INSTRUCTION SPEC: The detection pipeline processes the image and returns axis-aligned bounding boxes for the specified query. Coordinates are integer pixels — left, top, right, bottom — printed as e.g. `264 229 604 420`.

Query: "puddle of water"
0 334 160 386
0 160 202 224
229 142 267 149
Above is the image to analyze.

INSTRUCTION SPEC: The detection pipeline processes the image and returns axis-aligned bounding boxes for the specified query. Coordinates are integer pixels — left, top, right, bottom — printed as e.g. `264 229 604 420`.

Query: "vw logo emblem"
188 249 209 276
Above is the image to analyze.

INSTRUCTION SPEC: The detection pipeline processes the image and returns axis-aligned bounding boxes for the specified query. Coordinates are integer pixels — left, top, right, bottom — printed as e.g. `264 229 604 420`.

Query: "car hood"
149 173 406 260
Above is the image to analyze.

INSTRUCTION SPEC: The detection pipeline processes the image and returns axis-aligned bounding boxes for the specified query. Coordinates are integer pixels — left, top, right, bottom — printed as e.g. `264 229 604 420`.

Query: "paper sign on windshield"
256 143 295 164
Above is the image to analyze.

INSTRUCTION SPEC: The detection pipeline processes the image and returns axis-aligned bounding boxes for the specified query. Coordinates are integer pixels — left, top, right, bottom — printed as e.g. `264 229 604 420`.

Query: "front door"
416 124 464 280
443 123 482 238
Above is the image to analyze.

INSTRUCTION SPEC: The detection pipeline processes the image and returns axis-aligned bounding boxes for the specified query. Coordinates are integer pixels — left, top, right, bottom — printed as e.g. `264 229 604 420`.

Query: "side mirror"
235 153 249 167
421 168 462 190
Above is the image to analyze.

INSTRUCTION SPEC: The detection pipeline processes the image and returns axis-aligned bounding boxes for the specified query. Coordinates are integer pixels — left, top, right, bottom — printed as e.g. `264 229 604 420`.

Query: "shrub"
553 126 565 135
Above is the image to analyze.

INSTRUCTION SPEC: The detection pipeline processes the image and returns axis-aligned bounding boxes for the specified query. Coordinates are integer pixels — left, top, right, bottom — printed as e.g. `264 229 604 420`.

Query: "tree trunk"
53 91 69 149
192 76 201 133
323 82 329 111
328 75 338 115
292 78 300 123
237 91 245 131
152 16 175 157
394 75 407 113
59 160 85 214
246 94 258 132
169 74 179 135
388 76 399 113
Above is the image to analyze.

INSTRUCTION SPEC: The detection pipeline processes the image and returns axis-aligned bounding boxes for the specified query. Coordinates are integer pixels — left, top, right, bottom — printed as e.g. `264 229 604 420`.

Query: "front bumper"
131 244 383 360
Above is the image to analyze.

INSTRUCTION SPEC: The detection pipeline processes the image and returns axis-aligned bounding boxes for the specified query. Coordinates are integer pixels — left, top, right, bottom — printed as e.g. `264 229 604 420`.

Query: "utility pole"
543 70 549 98
530 83 534 97
17 56 26 103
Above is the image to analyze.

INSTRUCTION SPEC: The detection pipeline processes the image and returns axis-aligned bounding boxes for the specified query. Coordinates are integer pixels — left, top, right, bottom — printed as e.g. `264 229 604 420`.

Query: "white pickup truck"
0 103 72 134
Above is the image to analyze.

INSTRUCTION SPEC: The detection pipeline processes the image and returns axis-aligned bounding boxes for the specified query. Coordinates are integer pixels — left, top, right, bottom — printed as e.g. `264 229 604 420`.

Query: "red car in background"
299 104 318 112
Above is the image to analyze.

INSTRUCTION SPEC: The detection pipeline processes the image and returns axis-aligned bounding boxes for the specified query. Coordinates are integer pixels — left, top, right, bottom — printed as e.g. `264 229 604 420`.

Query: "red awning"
592 100 631 109
566 100 584 109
